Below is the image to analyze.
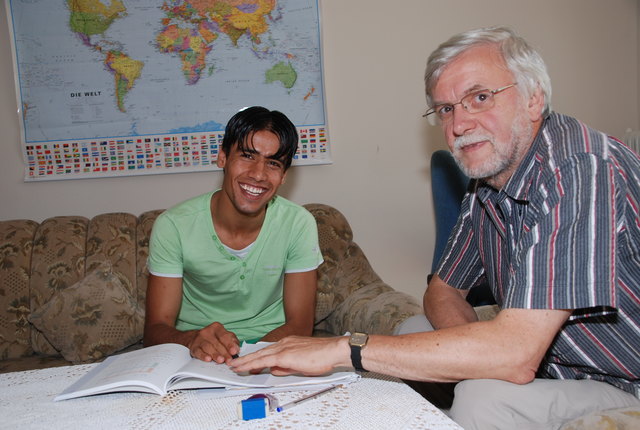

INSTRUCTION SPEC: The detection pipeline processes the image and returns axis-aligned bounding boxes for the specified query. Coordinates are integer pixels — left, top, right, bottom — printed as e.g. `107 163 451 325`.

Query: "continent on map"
67 0 144 112
105 51 144 112
68 0 126 43
265 61 297 89
156 24 214 85
156 0 278 85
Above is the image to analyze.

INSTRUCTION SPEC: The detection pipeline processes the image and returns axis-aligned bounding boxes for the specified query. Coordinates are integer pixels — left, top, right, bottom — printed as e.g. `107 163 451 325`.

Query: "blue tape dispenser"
237 393 278 421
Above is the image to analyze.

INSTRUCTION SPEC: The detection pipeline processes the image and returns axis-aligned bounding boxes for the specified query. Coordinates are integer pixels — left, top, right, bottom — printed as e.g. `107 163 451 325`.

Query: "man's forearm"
360 329 527 383
363 308 571 384
273 270 317 342
424 275 478 329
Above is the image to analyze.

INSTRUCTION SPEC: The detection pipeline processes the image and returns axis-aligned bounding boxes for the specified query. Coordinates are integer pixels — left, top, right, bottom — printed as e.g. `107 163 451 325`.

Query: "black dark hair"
221 106 299 170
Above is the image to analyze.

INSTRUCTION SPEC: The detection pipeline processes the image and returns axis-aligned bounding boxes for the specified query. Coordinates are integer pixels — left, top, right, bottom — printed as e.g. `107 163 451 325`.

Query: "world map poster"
6 0 330 180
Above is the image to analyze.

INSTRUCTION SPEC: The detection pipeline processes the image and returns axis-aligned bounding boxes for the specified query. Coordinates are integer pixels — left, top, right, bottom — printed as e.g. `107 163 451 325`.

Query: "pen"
276 384 341 412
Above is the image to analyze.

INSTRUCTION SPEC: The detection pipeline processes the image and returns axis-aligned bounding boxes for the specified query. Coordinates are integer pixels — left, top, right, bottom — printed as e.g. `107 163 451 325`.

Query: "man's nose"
450 104 477 137
249 160 267 180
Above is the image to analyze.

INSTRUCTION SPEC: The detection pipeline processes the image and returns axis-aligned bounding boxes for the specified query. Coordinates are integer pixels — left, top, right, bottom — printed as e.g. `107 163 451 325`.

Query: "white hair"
425 26 552 116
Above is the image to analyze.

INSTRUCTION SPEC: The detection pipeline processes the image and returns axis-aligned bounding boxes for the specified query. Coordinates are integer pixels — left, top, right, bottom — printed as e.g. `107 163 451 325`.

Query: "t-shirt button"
230 256 236 261
242 262 247 267
240 275 245 280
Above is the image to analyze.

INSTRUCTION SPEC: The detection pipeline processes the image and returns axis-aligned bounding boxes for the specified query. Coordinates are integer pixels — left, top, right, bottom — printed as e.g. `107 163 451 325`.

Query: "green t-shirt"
147 191 323 341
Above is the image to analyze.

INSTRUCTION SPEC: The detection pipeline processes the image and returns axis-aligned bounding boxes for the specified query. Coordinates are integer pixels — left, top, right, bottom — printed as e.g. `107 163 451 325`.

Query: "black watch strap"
350 344 365 371
349 332 369 372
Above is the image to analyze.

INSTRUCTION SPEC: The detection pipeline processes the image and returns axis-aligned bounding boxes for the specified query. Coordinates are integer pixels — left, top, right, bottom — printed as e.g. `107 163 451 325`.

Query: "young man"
144 106 323 364
231 28 640 429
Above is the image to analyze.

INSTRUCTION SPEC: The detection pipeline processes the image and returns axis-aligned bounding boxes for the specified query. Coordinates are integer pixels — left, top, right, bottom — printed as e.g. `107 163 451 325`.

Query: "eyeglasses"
423 83 517 125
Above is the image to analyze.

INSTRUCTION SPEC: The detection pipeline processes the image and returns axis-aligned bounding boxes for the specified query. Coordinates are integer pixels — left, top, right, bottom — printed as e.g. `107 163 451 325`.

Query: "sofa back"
0 210 163 360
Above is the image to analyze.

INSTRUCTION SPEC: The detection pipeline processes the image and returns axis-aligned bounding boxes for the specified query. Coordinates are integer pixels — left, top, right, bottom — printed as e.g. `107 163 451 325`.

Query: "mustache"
453 134 493 151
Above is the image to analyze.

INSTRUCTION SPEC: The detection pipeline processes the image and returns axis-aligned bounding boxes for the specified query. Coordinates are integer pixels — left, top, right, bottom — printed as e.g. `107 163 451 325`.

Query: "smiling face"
432 43 544 188
216 130 287 219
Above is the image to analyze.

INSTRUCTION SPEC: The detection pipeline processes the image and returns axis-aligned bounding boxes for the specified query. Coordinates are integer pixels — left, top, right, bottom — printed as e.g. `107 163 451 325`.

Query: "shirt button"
240 275 245 280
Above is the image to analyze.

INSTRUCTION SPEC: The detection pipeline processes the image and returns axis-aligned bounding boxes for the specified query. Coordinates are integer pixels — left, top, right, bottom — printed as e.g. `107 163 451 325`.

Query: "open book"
55 342 358 401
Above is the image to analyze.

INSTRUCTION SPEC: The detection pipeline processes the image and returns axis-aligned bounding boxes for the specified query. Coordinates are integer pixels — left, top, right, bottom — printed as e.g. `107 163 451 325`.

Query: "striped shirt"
437 112 640 396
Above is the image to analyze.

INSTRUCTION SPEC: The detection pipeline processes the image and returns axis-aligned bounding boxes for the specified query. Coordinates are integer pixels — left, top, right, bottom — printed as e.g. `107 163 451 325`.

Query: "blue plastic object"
237 394 270 420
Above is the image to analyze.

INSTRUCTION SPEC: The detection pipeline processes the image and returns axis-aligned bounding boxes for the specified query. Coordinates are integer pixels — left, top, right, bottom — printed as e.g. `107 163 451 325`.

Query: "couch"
0 203 423 373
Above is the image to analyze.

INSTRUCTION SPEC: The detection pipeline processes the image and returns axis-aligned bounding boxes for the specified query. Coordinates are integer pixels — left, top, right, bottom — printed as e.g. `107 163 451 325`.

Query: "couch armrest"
325 282 423 335
305 203 422 336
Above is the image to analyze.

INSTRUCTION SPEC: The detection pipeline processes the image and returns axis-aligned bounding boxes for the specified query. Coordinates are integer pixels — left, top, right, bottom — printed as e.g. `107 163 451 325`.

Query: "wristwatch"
349 332 369 372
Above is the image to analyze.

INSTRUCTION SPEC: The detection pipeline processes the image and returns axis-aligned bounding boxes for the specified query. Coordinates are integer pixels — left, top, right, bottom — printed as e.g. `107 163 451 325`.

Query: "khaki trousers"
450 378 640 430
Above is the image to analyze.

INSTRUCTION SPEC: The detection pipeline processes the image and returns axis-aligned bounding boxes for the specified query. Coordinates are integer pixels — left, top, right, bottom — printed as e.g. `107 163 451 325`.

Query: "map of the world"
7 0 329 180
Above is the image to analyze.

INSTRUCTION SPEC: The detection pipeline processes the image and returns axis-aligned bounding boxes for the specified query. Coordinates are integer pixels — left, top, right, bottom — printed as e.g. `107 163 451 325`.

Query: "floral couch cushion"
28 261 143 363
29 216 89 356
0 219 38 360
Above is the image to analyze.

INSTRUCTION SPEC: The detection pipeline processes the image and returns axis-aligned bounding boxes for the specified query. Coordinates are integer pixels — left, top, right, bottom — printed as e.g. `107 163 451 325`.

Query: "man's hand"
230 335 350 376
189 322 240 364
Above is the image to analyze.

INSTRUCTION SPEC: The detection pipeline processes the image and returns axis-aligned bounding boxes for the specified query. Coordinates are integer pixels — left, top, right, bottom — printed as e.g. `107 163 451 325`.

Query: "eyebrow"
432 84 487 105
240 146 285 163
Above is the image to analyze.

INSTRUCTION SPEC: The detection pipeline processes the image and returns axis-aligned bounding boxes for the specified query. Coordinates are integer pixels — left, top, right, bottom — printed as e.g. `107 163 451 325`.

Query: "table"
0 364 462 429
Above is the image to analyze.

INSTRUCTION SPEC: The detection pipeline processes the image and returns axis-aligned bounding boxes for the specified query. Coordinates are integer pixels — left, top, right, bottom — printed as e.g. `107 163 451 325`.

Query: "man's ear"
527 86 545 122
216 150 226 168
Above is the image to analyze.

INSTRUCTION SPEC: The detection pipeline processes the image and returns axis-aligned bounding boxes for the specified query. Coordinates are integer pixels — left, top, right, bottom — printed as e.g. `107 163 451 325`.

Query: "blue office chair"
430 150 495 306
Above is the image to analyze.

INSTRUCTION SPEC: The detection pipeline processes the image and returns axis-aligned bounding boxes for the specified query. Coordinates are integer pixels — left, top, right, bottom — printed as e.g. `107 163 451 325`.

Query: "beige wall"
1 0 638 302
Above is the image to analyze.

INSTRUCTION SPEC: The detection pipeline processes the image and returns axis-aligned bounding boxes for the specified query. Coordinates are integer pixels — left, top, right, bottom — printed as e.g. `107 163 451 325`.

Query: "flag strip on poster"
23 127 330 180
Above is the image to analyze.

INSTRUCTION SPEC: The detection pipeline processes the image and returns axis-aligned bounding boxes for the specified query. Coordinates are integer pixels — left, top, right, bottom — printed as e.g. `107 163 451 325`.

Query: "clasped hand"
188 322 240 364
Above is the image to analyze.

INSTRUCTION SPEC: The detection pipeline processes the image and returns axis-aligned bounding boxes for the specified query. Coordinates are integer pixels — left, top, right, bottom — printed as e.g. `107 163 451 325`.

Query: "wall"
1 0 638 302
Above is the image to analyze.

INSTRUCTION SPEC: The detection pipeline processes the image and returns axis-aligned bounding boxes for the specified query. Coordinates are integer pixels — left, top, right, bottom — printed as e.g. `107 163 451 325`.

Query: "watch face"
350 332 368 347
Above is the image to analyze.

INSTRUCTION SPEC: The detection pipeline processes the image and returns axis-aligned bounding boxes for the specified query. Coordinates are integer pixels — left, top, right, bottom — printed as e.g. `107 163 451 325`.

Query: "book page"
55 344 192 401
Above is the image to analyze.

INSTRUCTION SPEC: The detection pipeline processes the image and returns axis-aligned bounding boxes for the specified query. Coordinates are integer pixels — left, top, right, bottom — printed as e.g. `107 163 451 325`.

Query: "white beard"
452 111 533 184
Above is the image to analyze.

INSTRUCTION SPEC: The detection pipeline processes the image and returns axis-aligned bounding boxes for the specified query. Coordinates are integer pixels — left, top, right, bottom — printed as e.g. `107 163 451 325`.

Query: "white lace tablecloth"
0 364 462 429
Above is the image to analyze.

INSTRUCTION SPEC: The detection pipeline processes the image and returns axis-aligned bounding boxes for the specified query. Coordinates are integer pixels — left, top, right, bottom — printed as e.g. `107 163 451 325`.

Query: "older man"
231 27 640 429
